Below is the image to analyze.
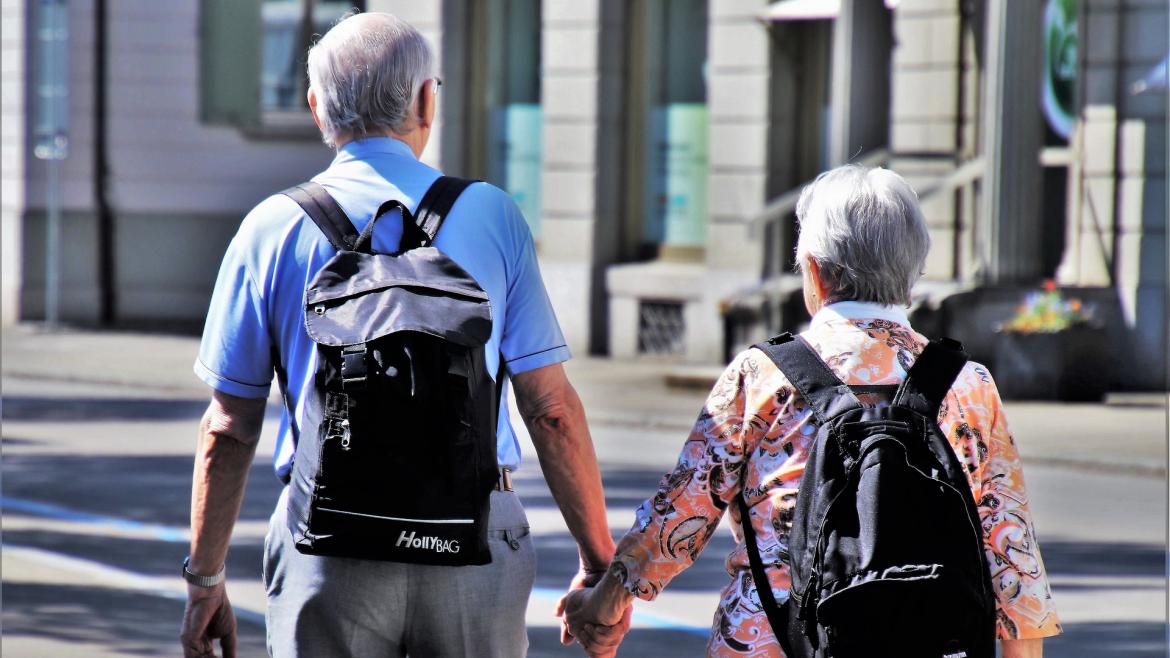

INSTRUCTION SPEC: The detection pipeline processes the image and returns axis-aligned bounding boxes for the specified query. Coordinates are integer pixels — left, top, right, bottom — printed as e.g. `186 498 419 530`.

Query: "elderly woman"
562 165 1061 657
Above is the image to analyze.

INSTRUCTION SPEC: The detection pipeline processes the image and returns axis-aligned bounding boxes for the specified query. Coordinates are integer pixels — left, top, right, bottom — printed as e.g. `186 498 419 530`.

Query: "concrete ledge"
606 261 707 301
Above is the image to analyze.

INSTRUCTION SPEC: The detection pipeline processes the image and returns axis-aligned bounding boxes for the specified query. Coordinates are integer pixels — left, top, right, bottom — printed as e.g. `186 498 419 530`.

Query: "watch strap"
182 556 225 587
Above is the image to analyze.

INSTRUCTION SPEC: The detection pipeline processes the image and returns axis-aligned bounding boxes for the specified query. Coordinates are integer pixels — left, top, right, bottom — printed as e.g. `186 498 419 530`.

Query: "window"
623 0 709 261
464 0 543 237
200 0 364 135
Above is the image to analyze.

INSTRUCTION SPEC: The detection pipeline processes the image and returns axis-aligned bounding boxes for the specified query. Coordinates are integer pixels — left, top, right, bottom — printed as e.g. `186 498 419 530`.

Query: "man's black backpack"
278 176 501 566
737 333 996 658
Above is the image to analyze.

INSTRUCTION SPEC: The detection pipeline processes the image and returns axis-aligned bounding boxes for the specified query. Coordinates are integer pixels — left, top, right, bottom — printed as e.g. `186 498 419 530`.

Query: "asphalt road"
2 370 1167 657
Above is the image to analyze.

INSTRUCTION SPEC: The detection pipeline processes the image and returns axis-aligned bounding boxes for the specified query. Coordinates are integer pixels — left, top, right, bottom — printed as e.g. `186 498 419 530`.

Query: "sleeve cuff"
504 344 572 376
193 359 271 399
997 614 1064 640
612 556 661 602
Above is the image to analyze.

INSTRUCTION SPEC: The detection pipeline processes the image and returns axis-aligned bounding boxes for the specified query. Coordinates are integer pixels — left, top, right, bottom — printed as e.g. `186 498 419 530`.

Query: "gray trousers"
263 487 536 657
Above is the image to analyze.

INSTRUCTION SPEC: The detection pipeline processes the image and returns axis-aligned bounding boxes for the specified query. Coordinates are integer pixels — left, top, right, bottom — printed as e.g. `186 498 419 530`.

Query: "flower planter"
992 325 1109 402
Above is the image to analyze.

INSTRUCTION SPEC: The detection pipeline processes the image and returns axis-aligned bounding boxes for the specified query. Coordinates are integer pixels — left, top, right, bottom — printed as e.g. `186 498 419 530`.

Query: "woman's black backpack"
278 177 501 566
737 333 996 658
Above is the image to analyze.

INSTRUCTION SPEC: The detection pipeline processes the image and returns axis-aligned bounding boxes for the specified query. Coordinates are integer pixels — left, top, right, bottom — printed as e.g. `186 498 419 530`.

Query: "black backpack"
737 333 996 658
278 176 501 566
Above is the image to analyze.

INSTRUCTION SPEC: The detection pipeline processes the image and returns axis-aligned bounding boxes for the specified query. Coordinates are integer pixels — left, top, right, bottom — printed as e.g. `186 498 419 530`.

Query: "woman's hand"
562 586 624 626
556 574 633 658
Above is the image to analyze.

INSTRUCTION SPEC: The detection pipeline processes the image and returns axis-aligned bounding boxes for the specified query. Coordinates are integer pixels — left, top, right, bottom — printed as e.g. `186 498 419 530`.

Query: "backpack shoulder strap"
735 496 789 646
892 337 969 418
413 176 477 246
281 181 359 252
753 333 862 425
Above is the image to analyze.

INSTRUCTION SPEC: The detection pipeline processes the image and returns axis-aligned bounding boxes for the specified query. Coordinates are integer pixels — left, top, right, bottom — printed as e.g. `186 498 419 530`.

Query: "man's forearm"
188 411 260 575
524 387 614 569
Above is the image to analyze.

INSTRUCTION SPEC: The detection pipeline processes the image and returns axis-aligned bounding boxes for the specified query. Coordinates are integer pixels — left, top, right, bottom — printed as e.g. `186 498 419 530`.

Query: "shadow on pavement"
0 396 211 422
2 454 285 525
2 530 264 581
1039 539 1167 579
532 623 1170 658
528 625 708 658
0 582 268 658
0 436 43 447
1045 622 1168 658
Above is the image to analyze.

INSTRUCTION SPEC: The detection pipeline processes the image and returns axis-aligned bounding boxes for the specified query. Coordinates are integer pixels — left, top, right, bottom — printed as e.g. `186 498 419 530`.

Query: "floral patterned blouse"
611 302 1062 656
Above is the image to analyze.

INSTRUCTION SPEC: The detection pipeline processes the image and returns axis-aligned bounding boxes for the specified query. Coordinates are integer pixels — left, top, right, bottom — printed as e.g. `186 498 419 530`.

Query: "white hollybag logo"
396 530 461 554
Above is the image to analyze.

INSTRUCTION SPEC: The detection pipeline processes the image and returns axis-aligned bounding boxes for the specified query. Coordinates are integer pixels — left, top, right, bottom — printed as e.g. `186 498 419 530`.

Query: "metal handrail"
727 151 986 318
748 148 892 235
915 155 985 201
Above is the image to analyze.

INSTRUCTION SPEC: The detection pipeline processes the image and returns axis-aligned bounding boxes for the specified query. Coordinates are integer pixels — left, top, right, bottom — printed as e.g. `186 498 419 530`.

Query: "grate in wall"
637 301 685 355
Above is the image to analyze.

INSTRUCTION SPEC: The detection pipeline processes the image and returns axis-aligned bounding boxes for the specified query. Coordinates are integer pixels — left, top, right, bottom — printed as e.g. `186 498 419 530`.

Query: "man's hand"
180 583 237 658
184 390 264 657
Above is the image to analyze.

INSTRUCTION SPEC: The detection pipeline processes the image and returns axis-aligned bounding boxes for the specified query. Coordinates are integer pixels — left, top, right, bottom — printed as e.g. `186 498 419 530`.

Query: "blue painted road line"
0 495 189 543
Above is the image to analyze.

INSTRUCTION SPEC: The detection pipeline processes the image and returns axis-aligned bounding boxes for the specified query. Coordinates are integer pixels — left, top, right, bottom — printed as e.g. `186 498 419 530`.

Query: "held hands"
555 567 632 658
558 588 631 658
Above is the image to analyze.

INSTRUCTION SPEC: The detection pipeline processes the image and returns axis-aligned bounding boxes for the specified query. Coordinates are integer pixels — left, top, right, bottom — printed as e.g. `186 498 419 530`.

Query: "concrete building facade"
2 0 1166 388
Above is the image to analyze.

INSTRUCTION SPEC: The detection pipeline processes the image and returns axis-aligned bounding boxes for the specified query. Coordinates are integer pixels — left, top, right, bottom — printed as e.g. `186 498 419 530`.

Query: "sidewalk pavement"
2 324 1166 477
2 324 1168 658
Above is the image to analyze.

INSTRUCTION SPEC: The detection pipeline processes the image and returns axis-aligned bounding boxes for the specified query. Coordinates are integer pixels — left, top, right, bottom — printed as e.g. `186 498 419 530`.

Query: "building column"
696 0 772 361
1 0 25 324
829 0 892 167
539 0 623 355
888 1 965 281
979 0 1046 284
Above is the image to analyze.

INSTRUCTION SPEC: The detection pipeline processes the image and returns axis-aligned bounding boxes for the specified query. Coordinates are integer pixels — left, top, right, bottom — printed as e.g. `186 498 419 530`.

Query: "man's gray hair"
307 12 435 147
794 165 930 307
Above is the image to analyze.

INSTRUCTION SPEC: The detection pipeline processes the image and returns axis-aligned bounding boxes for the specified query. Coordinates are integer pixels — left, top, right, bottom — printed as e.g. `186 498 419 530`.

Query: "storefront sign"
1042 0 1077 141
648 104 708 247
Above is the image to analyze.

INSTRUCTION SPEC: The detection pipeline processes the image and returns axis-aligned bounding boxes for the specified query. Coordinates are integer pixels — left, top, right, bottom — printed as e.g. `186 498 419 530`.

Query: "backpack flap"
304 248 492 348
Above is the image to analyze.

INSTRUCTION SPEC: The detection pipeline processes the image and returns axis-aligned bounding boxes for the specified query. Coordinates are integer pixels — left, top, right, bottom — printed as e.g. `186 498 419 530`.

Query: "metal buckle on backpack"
341 345 369 392
494 467 514 492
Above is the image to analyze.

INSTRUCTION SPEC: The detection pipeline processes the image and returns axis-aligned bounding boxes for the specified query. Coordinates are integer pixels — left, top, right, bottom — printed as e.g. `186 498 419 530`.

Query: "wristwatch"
182 556 225 587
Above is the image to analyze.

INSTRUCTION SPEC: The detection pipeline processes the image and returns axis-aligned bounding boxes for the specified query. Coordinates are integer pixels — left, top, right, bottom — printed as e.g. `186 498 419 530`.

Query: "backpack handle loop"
350 200 419 254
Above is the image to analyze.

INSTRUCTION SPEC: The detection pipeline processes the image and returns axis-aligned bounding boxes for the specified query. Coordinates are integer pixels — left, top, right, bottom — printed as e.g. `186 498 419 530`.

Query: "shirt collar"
809 300 911 330
333 136 416 163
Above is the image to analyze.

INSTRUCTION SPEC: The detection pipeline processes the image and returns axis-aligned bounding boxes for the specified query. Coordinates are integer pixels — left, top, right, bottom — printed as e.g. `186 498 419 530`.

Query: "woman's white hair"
794 165 931 307
307 12 434 147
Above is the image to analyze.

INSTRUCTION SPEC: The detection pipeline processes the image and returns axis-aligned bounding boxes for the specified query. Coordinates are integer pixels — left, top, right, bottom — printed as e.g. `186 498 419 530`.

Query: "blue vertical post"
34 0 70 326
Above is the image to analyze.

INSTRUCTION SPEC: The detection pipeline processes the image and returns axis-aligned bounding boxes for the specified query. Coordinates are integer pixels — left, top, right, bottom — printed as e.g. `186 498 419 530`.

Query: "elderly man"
180 13 627 658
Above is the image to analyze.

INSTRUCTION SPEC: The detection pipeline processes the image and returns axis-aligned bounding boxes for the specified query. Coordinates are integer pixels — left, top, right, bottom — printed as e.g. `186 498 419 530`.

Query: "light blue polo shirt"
195 137 570 480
